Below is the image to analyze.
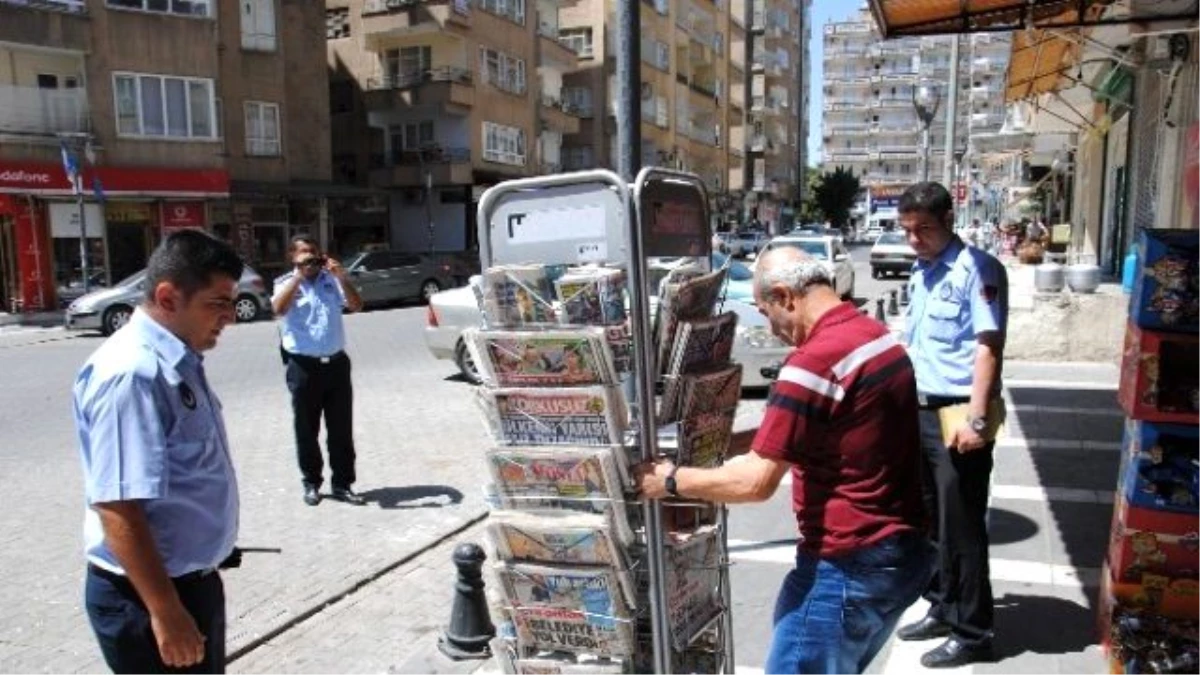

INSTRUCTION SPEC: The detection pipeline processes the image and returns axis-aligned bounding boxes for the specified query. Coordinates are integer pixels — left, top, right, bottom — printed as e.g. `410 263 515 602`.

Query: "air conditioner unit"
364 0 386 11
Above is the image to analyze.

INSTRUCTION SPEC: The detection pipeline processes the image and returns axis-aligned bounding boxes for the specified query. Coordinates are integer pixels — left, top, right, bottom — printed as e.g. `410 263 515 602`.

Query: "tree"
797 167 822 223
813 167 862 230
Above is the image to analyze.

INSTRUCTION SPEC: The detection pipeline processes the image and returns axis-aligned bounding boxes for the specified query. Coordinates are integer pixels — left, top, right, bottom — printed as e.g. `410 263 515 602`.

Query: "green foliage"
813 167 861 229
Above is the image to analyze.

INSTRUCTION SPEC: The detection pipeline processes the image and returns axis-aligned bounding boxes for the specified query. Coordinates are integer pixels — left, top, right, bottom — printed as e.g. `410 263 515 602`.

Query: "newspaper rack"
477 169 736 674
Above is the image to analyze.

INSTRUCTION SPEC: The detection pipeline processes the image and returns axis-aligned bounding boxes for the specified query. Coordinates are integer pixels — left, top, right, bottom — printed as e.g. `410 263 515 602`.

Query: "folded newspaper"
483 264 558 327
468 328 618 387
555 266 627 326
500 563 635 658
479 386 627 447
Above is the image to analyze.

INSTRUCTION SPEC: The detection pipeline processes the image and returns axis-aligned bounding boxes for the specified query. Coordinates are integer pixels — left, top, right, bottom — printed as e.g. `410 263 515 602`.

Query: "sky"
807 1 862 166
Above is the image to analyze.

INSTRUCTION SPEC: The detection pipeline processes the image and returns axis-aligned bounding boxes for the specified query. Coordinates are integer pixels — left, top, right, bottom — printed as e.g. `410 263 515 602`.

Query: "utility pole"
795 1 806 208
59 133 90 295
616 0 641 181
941 34 960 188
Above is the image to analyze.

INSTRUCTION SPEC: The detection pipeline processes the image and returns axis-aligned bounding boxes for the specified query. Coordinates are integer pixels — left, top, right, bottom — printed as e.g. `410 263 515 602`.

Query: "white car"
759 235 856 300
424 286 789 389
869 231 918 279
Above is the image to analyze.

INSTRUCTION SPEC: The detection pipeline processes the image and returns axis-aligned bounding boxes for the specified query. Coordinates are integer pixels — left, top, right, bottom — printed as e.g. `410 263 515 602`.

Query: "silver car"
65 266 271 336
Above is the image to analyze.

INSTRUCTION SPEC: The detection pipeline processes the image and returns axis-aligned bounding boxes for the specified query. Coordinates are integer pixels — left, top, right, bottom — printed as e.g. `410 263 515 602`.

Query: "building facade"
0 0 332 312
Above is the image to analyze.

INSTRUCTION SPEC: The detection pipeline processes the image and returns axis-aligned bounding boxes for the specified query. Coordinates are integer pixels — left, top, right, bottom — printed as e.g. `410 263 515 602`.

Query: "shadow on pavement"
991 591 1100 660
359 485 464 509
988 506 1040 546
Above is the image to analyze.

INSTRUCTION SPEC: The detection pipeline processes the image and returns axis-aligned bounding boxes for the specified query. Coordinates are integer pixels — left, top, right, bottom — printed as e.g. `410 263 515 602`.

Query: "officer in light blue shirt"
895 182 1008 669
73 230 243 673
271 235 364 507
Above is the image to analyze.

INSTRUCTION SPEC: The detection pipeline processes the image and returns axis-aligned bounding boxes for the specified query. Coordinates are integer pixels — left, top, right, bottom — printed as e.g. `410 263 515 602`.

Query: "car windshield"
878 233 907 245
769 239 829 260
712 253 753 281
116 271 146 287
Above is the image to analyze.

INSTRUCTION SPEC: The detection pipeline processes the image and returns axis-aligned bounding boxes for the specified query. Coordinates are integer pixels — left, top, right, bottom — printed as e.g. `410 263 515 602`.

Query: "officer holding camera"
272 235 365 507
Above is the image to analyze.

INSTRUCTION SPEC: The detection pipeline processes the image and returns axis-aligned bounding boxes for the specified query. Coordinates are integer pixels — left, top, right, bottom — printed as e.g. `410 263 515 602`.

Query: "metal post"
941 35 960 187
794 2 805 207
616 0 641 181
921 125 932 182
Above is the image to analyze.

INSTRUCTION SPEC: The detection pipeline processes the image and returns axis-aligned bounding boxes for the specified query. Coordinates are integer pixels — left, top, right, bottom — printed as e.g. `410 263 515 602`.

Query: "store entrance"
0 215 15 312
107 222 151 284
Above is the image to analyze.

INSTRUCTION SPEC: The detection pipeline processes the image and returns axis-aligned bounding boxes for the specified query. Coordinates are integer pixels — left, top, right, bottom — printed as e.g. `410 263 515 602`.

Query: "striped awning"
867 0 1198 39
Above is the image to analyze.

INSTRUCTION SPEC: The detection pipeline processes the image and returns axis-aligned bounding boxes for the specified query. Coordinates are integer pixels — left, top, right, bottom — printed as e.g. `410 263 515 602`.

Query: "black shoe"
897 616 952 642
920 637 994 668
303 485 321 506
332 486 366 506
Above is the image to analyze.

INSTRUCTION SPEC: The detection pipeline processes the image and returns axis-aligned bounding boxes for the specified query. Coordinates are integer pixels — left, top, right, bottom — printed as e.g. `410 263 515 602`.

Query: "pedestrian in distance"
73 230 243 673
895 182 1009 668
636 246 930 674
272 236 366 507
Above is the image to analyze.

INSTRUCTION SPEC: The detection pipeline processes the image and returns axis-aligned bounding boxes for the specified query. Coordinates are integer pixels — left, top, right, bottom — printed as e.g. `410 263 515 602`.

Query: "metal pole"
795 2 805 207
75 160 89 295
941 35 960 187
616 0 641 181
921 125 931 182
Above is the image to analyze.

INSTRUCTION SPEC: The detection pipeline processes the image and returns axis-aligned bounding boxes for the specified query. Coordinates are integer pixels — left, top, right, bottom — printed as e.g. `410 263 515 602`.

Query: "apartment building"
0 0 331 312
325 0 581 253
821 4 1014 214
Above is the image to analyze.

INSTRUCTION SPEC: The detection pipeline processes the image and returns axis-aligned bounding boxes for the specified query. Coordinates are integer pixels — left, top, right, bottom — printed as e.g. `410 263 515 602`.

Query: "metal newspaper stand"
477 168 735 673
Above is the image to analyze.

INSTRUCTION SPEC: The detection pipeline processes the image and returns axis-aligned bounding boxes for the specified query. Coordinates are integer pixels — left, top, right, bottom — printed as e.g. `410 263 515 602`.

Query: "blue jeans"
765 531 932 674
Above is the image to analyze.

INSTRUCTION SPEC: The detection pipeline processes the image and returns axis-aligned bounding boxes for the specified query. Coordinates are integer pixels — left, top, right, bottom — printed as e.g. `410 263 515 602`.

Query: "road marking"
994 437 1122 452
1004 378 1116 391
1006 404 1123 417
991 484 1114 505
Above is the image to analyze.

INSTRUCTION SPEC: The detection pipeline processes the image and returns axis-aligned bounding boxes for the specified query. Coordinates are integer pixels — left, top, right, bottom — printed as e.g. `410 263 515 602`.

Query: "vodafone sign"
0 167 69 191
0 160 229 196
161 201 206 230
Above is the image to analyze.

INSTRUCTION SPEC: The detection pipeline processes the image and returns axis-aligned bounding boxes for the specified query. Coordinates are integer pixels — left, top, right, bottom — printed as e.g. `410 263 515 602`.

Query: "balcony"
0 2 90 50
361 0 471 49
873 97 911 109
0 84 89 137
365 67 474 115
1 0 85 12
540 95 581 134
371 145 472 187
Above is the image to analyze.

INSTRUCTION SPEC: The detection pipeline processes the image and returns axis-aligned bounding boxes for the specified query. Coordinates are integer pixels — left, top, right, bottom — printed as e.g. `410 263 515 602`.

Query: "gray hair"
755 254 833 296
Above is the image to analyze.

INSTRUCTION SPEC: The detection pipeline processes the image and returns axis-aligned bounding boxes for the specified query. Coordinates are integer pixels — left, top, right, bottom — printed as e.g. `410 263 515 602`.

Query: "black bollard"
874 297 886 322
887 289 899 316
900 282 909 306
439 543 496 660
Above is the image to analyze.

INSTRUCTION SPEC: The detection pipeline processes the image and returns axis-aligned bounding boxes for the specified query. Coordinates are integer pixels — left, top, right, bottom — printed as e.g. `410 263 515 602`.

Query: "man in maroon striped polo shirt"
638 246 930 674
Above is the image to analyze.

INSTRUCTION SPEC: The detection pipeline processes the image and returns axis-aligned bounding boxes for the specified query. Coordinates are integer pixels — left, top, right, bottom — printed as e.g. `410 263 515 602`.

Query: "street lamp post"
912 80 942 183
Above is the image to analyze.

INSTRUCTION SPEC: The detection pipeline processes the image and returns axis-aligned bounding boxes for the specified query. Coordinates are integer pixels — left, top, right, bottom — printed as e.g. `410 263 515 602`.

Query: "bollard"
438 543 496 660
900 283 909 306
887 289 899 316
874 297 886 322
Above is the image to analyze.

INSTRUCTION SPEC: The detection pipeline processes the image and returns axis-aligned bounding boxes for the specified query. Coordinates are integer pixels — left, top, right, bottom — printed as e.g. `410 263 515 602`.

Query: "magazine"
469 328 617 387
489 510 636 608
659 317 739 421
485 446 633 544
513 657 624 675
555 267 627 326
604 322 633 375
481 387 626 447
664 527 723 652
677 410 736 468
501 563 635 658
483 264 558 327
679 364 742 420
654 266 729 376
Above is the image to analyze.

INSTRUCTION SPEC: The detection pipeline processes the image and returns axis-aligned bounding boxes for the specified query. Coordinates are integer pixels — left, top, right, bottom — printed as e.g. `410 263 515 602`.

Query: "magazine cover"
659 317 738 420
680 364 742 419
654 266 729 376
678 410 735 468
664 528 723 652
483 264 557 327
485 446 633 544
481 387 625 447
513 657 624 675
488 511 636 608
469 328 617 387
555 267 627 326
604 323 633 375
501 563 635 658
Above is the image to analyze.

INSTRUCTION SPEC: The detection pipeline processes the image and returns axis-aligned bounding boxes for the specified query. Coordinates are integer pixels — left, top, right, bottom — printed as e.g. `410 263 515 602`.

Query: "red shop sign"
161 202 206 230
0 160 229 196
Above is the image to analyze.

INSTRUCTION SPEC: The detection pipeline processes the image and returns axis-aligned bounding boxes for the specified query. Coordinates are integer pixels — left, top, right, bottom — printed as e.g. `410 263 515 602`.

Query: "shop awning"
0 160 229 198
867 0 1199 38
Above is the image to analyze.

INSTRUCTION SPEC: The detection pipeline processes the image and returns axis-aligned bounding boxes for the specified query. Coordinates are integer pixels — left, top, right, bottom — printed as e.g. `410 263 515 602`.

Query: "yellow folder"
937 398 1007 448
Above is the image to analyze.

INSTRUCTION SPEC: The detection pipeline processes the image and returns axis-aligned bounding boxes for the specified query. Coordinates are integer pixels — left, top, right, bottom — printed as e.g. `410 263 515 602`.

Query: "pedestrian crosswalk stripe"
991 484 1114 505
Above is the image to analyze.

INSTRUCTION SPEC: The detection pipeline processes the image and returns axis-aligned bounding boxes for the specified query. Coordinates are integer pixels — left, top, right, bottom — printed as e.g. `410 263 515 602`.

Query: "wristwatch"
967 414 988 434
664 464 681 498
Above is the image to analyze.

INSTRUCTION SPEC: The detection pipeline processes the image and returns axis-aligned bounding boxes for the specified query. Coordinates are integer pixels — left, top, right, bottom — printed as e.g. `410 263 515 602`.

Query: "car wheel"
234 294 259 322
454 339 483 385
421 279 442 304
101 304 133 336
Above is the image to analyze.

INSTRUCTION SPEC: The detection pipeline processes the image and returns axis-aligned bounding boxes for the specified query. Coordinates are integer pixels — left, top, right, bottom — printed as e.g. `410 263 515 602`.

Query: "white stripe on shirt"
830 333 900 380
777 365 846 402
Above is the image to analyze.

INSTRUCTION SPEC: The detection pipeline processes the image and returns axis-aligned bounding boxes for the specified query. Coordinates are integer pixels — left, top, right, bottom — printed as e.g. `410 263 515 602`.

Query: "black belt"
89 563 217 585
917 393 970 410
285 350 346 366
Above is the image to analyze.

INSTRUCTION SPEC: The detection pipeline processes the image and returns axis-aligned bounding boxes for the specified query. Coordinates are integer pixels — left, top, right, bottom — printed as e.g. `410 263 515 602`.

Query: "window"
653 0 667 14
562 87 593 116
482 121 525 165
113 73 217 139
391 121 435 152
476 0 524 24
107 0 211 17
479 48 525 95
326 7 350 39
241 0 277 51
655 42 670 70
244 101 281 156
385 46 432 84
559 27 593 59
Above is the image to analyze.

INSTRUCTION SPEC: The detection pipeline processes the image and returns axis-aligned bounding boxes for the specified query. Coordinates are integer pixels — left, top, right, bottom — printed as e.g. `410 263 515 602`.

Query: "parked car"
57 271 107 308
424 269 787 389
869 231 918 278
760 235 856 300
728 231 769 258
344 250 456 307
65 265 271 336
713 232 734 254
712 252 755 303
863 223 885 243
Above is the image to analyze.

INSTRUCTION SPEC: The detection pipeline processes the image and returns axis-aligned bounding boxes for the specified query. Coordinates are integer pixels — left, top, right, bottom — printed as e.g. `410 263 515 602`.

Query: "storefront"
0 160 229 311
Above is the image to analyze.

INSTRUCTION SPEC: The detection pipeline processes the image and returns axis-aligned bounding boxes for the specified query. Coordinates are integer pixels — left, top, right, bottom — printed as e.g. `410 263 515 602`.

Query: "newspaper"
501 563 635 658
485 445 633 545
555 267 627 326
678 364 742 420
660 315 739 420
513 657 624 675
481 387 626 447
664 527 723 652
469 328 618 387
604 323 633 375
483 264 558 327
654 266 728 376
677 410 736 468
